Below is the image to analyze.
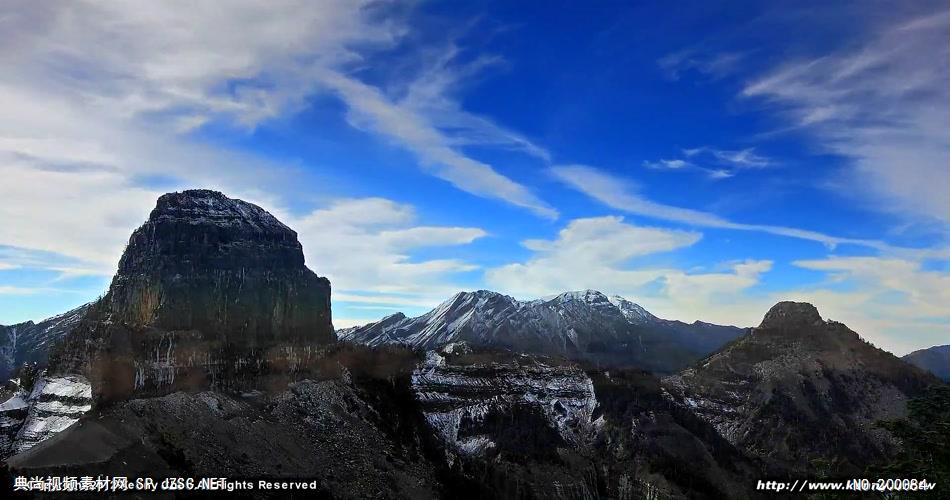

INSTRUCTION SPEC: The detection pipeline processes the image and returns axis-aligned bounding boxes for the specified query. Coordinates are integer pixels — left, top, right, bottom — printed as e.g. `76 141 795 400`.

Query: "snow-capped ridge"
342 289 745 372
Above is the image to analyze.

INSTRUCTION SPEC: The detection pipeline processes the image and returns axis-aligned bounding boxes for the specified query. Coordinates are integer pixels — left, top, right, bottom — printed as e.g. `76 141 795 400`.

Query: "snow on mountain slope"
411 345 598 461
0 303 91 379
341 290 746 373
0 374 92 458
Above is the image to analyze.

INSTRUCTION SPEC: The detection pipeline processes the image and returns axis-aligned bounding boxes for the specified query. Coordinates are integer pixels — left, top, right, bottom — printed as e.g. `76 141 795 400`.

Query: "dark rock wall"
108 189 332 343
48 190 334 401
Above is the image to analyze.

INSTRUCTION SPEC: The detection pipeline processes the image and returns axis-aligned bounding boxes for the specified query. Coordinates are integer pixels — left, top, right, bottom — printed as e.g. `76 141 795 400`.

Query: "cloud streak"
644 147 773 179
742 9 950 226
485 216 776 327
551 164 943 254
319 67 558 219
0 1 555 280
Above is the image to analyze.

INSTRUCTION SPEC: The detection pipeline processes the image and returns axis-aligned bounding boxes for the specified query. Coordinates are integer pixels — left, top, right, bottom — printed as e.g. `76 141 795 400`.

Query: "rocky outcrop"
0 304 91 379
0 375 92 458
105 189 332 340
663 301 939 476
411 343 598 461
408 344 759 499
49 190 334 401
903 344 950 381
340 289 745 373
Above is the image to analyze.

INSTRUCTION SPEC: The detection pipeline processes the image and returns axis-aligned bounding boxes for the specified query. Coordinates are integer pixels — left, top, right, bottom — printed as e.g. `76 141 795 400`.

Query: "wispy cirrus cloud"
742 9 950 226
319 60 558 219
290 197 488 311
658 49 746 81
551 164 949 256
644 147 773 179
0 1 555 305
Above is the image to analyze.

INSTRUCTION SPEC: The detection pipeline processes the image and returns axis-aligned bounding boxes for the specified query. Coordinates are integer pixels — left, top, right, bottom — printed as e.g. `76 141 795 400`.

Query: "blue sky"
1 1 948 355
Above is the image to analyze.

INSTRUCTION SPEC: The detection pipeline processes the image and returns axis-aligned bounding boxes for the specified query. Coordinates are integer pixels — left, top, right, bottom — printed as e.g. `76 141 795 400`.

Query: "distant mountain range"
903 345 950 381
0 304 90 379
339 289 746 373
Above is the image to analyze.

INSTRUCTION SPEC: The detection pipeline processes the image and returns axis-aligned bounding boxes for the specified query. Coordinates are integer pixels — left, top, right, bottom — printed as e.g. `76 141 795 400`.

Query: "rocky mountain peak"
119 189 304 277
106 189 330 335
542 289 609 304
759 301 823 330
341 288 745 372
49 190 334 401
152 189 292 233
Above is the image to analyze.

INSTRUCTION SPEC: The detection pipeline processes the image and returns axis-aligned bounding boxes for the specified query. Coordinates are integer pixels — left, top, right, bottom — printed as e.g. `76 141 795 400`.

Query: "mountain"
48 189 334 401
4 189 945 497
663 301 940 476
0 304 91 379
903 345 950 381
339 289 745 373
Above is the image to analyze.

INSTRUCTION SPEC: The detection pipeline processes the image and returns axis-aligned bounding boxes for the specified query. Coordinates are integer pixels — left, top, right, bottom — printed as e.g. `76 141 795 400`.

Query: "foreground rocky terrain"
6 344 762 499
1 190 946 499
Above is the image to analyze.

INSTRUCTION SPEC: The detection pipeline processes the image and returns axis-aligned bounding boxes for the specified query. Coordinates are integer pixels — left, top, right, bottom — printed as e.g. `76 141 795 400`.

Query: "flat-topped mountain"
106 189 332 339
903 345 950 381
339 289 745 373
49 190 334 400
664 301 939 475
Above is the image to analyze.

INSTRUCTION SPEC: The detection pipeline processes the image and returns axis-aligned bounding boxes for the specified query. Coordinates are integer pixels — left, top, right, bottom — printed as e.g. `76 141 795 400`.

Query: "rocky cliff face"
107 189 332 341
406 344 759 498
0 304 91 379
411 343 598 461
49 190 334 401
663 301 939 476
340 289 745 373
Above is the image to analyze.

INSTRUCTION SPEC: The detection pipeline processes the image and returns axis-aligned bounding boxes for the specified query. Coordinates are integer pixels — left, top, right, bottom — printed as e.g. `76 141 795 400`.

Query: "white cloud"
659 50 746 81
652 260 775 326
291 197 487 311
0 0 402 278
0 0 552 287
551 164 929 252
485 216 776 326
644 147 772 179
485 216 702 297
319 54 558 219
742 9 950 225
643 158 692 170
682 147 772 168
779 256 950 355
